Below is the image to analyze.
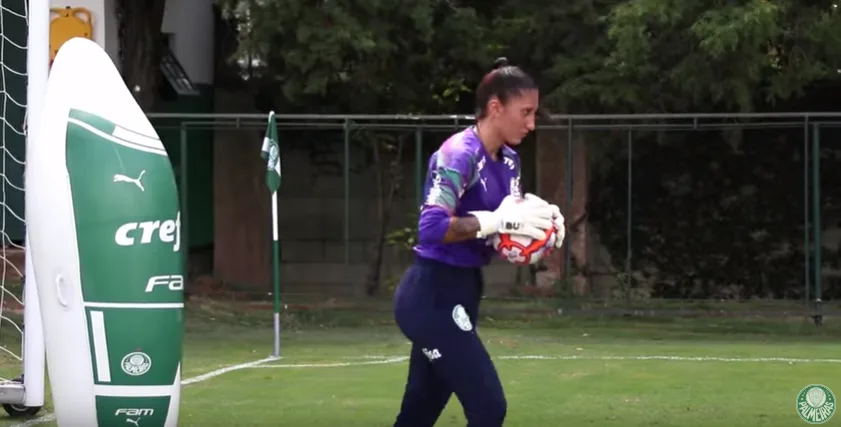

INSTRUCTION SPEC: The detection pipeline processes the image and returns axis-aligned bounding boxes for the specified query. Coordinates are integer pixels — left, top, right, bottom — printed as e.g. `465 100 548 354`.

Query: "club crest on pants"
452 304 473 331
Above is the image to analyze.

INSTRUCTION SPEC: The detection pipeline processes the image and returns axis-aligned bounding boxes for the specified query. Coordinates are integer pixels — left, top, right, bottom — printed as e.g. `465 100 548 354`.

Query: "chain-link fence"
148 112 840 318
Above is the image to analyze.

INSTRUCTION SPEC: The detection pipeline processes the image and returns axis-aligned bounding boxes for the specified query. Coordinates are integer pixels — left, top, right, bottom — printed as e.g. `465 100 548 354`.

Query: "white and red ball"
491 226 557 265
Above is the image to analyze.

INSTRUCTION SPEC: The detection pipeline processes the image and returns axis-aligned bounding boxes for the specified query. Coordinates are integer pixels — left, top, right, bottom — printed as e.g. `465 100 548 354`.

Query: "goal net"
0 0 30 376
0 0 46 414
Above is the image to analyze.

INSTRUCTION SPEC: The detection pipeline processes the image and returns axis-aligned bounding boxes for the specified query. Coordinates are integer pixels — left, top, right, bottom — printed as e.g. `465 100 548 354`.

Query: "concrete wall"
276 149 527 297
160 0 214 86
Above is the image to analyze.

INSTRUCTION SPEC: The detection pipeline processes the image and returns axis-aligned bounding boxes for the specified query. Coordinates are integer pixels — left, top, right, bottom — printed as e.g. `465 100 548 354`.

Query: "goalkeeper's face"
496 89 538 146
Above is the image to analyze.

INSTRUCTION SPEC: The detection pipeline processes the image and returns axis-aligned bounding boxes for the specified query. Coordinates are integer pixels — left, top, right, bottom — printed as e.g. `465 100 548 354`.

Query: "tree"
363 130 407 295
115 0 167 110
216 0 489 114
554 0 841 112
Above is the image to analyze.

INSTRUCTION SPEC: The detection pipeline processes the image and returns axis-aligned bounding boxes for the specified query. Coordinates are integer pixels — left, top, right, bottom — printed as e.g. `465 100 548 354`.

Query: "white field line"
250 356 410 368
497 355 841 363
182 356 277 385
12 356 278 427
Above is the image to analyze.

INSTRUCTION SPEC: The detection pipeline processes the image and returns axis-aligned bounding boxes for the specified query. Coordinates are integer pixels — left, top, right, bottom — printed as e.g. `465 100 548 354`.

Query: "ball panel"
491 226 556 265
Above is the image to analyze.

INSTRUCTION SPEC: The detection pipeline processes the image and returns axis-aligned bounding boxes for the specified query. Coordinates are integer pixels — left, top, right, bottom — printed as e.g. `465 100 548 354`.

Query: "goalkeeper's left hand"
523 194 566 249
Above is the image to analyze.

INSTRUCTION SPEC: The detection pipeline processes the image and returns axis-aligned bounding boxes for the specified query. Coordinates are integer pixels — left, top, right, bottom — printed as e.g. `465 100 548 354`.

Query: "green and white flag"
260 111 281 193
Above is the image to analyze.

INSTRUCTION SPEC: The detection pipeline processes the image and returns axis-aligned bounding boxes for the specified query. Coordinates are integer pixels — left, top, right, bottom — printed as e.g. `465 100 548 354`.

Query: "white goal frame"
0 0 48 409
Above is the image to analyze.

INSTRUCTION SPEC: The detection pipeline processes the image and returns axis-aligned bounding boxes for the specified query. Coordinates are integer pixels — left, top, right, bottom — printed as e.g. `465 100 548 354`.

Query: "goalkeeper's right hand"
469 195 554 240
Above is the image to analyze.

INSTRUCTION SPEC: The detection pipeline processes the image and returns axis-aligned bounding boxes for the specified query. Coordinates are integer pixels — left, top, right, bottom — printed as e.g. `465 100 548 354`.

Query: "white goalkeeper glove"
548 203 566 249
469 194 554 240
522 193 566 248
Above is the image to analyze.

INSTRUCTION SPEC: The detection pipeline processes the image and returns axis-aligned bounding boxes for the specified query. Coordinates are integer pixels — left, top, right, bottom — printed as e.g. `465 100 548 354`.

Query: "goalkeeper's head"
474 57 539 147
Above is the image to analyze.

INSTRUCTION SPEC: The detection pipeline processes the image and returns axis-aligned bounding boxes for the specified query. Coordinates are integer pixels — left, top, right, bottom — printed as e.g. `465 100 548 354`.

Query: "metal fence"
146 112 839 315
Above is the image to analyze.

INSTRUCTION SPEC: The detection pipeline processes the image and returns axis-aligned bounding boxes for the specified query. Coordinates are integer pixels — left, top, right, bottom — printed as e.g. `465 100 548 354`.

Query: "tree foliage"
598 0 841 112
216 0 487 113
217 0 841 114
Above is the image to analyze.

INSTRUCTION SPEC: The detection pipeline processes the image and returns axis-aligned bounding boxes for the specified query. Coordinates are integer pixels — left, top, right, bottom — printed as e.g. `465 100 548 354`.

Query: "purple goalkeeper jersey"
413 126 522 268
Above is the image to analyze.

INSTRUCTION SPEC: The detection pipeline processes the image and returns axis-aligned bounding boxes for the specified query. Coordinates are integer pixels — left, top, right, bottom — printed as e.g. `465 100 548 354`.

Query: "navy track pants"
392 256 506 427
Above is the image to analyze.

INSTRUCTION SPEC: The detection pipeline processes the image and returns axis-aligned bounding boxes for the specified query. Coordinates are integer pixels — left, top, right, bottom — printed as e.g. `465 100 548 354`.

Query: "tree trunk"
212 89 271 289
366 137 405 296
536 129 591 296
116 0 166 111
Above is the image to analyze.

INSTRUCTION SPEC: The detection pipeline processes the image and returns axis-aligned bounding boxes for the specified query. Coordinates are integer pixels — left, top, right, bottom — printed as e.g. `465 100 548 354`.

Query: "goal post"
0 0 47 414
22 0 48 409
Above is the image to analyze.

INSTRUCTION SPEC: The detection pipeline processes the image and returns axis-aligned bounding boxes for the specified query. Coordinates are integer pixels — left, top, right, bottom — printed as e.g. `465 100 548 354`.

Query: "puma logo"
125 418 140 426
113 170 146 192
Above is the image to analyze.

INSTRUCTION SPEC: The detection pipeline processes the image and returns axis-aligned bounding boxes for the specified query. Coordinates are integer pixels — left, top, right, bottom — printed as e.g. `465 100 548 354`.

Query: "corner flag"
260 112 281 192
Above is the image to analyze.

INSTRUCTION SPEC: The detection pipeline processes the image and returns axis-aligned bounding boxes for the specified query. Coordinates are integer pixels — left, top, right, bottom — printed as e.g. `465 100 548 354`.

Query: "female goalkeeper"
392 58 566 427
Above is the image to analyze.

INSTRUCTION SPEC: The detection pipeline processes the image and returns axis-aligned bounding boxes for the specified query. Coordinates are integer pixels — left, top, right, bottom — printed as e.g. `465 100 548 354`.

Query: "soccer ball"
491 226 557 265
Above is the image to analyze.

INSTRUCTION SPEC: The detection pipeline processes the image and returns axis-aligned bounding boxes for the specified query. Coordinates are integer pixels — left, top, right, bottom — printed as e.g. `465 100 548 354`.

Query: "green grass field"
1 298 839 426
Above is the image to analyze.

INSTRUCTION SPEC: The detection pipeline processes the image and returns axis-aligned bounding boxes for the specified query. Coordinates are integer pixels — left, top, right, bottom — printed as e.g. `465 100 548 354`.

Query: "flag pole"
261 111 282 358
271 189 280 358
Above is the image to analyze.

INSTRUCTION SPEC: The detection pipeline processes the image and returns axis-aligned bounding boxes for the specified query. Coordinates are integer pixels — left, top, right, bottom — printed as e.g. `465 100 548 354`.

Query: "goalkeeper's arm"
419 197 554 244
419 207 482 244
417 151 552 244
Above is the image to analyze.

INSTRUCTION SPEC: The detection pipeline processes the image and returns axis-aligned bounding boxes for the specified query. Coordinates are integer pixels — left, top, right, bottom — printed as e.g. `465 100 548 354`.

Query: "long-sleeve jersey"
413 126 522 268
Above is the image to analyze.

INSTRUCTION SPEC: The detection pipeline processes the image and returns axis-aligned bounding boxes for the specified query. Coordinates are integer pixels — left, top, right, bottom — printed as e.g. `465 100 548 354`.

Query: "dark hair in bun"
475 57 537 119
